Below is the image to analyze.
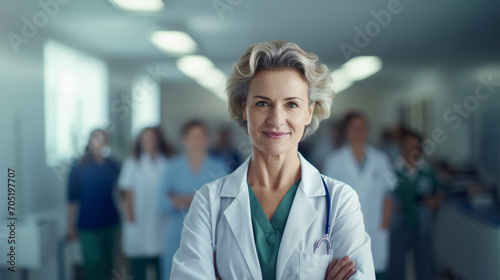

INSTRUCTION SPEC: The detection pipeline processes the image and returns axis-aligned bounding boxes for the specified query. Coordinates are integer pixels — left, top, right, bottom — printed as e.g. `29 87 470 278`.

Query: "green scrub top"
247 178 301 280
393 164 440 229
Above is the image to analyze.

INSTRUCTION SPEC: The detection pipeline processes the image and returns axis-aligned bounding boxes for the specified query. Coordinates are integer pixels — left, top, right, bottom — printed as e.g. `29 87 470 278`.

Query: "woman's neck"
91 151 105 164
247 147 301 191
147 150 156 160
350 142 365 164
187 151 206 173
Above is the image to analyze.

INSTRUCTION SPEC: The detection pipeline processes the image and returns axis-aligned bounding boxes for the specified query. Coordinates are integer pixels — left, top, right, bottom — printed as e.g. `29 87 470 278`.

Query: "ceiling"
2 0 499 82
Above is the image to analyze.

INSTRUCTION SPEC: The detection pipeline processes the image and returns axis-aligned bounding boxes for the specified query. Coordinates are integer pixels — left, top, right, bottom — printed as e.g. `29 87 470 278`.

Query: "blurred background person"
379 128 399 165
210 126 241 173
388 130 444 280
158 120 227 279
118 127 175 280
66 129 120 280
323 111 394 280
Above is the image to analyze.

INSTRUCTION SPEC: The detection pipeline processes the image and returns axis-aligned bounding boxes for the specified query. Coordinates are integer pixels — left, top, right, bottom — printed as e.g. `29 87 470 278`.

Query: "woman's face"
346 117 368 145
141 129 159 154
183 126 208 154
402 135 422 161
89 130 108 151
242 69 315 156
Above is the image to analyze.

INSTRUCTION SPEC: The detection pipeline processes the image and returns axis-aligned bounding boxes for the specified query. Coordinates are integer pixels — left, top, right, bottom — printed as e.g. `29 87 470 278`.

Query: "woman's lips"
262 131 290 139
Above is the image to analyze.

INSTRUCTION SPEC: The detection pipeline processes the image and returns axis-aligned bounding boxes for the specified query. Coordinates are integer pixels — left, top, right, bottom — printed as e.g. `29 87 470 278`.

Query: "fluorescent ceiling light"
330 56 382 93
196 68 227 101
330 72 353 93
151 31 197 55
342 56 382 81
177 56 227 101
109 0 164 11
195 68 226 91
177 55 214 79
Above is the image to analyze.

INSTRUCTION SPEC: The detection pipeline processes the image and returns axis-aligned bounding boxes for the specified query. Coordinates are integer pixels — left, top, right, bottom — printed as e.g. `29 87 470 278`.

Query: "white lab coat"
323 145 394 272
170 152 375 279
118 153 168 257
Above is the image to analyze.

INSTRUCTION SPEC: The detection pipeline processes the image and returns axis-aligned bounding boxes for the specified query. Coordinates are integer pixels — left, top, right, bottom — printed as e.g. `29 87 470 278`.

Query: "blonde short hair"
226 40 335 140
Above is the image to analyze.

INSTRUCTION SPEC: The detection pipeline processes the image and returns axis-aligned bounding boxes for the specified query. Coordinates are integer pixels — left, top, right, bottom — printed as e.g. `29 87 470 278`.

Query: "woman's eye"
256 101 268 107
287 102 298 108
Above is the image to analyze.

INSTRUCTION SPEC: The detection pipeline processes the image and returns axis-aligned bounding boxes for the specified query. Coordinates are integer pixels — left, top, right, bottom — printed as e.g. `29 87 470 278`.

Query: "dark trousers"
129 257 160 280
78 225 118 280
387 228 433 280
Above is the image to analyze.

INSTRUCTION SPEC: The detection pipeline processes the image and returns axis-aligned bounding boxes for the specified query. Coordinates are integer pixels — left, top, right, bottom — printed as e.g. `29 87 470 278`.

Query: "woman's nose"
267 106 286 127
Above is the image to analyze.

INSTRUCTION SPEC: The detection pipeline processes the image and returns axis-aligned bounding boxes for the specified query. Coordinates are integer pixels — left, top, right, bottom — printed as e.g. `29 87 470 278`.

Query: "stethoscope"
313 175 332 255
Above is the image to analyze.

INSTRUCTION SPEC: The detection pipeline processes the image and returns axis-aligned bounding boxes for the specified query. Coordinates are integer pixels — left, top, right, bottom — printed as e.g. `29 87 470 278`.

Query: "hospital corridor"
0 1 499 280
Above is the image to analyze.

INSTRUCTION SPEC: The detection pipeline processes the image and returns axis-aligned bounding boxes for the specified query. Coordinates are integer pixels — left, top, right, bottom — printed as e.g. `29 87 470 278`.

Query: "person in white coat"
170 40 375 280
118 127 175 279
323 112 394 280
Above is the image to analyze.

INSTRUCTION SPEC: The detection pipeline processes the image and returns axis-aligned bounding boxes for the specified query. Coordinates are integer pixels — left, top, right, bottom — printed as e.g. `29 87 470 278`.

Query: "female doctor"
323 112 394 280
170 40 375 280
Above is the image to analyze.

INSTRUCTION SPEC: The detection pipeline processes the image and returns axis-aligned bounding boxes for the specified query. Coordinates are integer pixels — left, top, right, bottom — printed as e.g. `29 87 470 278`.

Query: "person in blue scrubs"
67 129 120 280
158 120 227 279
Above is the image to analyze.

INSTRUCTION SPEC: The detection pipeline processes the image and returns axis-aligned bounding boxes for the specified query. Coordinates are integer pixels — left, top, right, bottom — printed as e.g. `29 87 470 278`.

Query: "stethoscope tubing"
314 175 332 255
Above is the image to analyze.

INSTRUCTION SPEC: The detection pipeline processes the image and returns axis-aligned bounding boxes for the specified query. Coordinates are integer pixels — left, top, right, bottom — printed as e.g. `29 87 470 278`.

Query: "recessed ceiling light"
176 55 227 101
330 72 353 93
196 68 227 92
150 31 197 55
330 56 382 93
109 0 164 11
177 55 214 79
342 56 382 81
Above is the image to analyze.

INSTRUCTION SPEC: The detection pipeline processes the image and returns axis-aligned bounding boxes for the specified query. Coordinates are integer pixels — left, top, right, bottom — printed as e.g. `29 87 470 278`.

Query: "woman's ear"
241 102 247 121
305 102 316 125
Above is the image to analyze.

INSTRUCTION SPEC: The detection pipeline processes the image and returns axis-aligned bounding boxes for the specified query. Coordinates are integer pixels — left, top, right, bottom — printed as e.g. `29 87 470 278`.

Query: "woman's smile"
262 131 290 139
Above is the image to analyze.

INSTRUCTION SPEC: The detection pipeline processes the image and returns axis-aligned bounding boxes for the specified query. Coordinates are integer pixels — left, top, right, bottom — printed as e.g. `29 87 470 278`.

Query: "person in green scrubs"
387 130 443 280
248 178 301 279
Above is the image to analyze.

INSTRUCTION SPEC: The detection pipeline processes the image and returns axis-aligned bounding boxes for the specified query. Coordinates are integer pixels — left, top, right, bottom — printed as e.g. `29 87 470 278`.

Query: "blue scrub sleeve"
158 164 175 214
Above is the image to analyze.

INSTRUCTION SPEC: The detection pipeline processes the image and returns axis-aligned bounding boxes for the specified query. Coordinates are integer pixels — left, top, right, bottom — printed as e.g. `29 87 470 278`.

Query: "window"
130 73 161 137
44 40 108 166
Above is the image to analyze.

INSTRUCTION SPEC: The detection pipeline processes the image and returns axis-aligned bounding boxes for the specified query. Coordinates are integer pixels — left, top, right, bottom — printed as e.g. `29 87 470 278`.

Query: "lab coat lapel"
276 154 323 280
344 145 362 183
219 156 262 280
358 146 375 187
348 145 375 195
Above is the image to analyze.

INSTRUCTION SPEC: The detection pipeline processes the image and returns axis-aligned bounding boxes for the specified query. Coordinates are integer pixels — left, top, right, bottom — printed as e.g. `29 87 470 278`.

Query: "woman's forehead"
248 69 308 99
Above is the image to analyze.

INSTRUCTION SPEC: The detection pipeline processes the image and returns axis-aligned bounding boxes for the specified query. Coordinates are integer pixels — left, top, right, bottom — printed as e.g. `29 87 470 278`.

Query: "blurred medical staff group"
66 112 442 280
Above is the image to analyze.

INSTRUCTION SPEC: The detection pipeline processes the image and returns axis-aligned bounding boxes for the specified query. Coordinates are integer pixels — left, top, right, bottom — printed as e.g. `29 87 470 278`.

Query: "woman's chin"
255 142 295 157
